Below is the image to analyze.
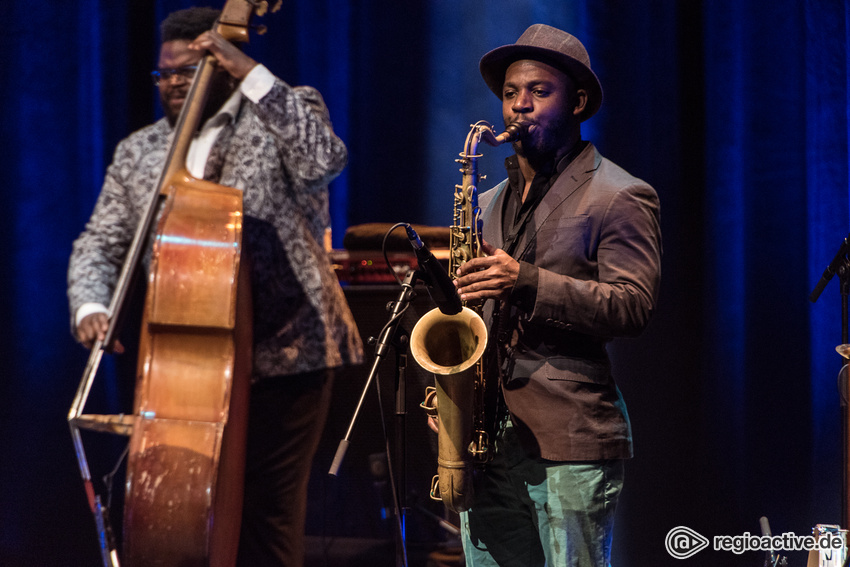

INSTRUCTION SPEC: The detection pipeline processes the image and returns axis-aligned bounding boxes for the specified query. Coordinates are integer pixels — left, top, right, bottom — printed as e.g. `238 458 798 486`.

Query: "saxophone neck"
460 121 527 168
477 121 528 147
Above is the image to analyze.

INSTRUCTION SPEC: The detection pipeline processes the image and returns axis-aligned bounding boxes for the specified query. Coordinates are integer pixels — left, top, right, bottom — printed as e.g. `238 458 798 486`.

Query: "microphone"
759 516 781 567
405 224 462 315
759 516 772 567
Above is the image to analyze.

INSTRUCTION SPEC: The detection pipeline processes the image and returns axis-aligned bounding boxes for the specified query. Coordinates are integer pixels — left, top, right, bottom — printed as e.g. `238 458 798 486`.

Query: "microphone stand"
809 233 850 529
330 269 423 567
394 329 410 562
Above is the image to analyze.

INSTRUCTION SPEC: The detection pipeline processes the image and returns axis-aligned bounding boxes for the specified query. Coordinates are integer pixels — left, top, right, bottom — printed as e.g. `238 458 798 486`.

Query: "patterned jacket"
68 77 363 378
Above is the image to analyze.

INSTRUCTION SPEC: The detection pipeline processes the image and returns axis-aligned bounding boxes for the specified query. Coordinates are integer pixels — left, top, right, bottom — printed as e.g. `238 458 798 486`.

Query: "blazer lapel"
516 143 601 259
481 179 509 248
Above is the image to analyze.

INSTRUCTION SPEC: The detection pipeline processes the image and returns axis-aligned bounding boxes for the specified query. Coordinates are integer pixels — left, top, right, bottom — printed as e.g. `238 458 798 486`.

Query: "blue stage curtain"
1 1 848 565
806 0 850 518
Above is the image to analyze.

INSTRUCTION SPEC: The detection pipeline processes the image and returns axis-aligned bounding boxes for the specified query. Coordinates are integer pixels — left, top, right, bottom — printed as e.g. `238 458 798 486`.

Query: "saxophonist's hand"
427 415 439 434
454 240 519 302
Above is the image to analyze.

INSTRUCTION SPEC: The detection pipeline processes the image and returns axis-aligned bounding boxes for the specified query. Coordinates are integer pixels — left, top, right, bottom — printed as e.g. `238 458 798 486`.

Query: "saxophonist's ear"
573 88 588 118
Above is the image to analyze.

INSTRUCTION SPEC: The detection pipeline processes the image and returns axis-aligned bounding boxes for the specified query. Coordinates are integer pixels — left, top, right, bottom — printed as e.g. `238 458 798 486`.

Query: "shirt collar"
203 88 242 130
504 139 588 192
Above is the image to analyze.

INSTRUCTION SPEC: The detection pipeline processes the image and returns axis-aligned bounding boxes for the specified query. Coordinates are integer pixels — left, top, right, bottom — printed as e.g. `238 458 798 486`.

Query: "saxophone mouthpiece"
495 122 528 144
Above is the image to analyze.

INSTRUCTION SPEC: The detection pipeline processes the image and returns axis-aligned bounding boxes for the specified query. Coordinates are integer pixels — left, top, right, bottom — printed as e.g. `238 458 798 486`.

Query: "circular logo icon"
665 526 710 559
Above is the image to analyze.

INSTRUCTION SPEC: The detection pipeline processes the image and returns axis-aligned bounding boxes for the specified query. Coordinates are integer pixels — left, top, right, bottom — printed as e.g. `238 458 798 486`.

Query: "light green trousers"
460 421 624 567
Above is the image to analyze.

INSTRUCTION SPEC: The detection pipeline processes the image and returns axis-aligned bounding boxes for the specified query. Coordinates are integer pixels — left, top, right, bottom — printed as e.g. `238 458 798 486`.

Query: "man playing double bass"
67 7 363 566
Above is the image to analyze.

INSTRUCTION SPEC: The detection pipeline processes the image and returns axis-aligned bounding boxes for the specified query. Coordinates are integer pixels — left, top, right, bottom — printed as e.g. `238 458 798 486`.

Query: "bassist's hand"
76 313 124 354
188 30 258 81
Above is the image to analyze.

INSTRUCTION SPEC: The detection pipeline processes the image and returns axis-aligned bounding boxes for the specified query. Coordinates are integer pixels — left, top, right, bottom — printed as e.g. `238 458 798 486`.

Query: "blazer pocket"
532 216 592 261
536 214 590 232
513 356 611 385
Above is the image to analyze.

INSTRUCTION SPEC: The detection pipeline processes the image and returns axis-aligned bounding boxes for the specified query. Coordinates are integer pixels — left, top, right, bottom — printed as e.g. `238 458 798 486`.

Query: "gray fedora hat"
479 24 603 121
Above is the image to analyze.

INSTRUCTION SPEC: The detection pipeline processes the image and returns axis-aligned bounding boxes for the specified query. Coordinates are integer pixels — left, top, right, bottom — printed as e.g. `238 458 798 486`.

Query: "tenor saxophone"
410 120 524 513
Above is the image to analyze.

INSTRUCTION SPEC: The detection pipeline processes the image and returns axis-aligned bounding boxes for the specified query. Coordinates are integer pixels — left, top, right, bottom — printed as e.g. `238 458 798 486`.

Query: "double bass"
68 2 280 566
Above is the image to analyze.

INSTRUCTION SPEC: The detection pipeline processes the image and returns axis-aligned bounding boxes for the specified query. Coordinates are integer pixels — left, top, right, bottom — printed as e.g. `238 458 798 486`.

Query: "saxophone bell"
410 306 488 513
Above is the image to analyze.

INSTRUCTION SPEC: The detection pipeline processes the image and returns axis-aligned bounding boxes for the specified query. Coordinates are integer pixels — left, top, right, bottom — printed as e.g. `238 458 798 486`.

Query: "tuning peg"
254 24 268 35
252 0 281 17
837 344 850 359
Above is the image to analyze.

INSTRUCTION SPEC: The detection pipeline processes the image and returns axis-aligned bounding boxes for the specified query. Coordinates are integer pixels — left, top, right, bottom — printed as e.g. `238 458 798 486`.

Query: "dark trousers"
236 368 334 567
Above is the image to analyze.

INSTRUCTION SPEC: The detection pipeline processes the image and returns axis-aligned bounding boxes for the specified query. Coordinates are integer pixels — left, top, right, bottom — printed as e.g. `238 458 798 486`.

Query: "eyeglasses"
150 65 198 86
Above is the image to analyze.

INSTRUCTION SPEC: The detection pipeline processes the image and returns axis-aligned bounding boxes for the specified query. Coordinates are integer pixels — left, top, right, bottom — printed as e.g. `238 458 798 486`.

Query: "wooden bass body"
123 173 252 567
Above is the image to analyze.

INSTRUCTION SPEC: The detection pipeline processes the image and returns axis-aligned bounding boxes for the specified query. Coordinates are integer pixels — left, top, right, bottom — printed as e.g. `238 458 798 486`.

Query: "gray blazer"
68 79 363 379
479 143 661 461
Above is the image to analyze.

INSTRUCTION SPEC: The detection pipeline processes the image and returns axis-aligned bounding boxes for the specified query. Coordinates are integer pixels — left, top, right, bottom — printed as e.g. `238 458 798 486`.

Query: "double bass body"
123 175 252 567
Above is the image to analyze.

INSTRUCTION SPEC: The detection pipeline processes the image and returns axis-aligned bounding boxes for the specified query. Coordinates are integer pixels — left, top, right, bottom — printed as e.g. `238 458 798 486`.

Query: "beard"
160 69 236 127
508 111 573 168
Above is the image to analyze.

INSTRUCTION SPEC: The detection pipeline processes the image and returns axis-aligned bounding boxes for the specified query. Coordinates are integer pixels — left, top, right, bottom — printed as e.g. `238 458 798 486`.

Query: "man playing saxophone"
451 24 662 567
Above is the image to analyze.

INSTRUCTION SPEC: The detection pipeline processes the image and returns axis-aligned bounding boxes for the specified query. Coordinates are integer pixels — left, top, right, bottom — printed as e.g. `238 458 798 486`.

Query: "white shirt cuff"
75 303 108 328
240 64 276 103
